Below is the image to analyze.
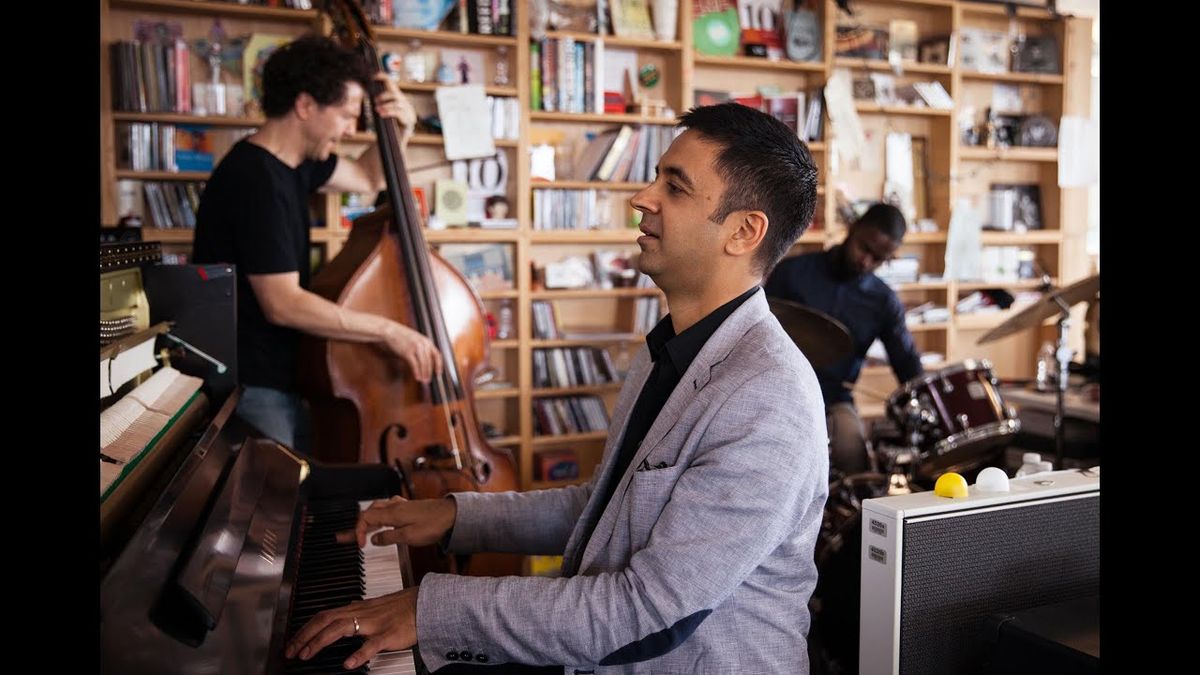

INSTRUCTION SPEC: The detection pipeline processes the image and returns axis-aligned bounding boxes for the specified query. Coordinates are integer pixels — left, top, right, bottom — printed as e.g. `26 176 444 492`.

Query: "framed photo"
835 24 888 59
437 48 486 85
988 183 1043 232
1011 35 1061 74
437 243 515 292
870 73 896 105
959 27 1009 74
918 34 952 65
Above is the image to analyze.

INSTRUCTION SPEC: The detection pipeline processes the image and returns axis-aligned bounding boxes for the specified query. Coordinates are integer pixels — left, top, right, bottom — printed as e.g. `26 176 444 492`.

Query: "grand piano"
99 246 426 674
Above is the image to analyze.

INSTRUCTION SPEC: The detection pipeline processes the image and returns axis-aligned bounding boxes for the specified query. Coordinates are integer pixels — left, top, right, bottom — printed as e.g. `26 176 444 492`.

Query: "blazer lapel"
573 290 772 572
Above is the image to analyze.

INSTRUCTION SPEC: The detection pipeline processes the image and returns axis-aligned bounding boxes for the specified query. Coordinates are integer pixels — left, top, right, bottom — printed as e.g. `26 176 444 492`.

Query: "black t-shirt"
192 139 338 390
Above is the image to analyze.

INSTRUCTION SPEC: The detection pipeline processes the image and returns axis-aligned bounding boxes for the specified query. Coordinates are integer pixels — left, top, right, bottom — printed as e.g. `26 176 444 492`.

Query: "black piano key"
285 637 368 674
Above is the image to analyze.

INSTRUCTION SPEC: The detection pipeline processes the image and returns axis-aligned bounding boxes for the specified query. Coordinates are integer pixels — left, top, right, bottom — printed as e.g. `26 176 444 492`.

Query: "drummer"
765 203 924 473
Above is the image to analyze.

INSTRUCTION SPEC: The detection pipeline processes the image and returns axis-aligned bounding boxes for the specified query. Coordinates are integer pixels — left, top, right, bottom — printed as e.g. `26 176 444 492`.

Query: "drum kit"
768 274 1100 673
768 297 1020 494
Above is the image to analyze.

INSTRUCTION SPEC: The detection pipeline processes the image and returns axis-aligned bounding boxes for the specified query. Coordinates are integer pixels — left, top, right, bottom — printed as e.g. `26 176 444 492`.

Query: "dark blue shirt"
765 247 922 405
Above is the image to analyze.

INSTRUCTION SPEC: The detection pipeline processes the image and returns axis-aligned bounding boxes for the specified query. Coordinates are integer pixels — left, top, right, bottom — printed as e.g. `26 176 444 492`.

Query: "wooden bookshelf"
100 0 1094 491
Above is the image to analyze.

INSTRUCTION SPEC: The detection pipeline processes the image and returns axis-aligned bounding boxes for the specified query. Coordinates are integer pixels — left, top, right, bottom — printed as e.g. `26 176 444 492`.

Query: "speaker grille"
898 494 1099 674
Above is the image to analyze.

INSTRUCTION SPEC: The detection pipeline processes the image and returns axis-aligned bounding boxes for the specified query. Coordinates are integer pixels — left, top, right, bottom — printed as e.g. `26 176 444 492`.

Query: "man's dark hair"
260 35 372 118
677 102 819 275
855 202 907 242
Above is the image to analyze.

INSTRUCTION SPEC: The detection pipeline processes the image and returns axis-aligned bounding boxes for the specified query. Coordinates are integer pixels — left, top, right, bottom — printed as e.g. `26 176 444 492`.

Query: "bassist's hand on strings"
371 73 416 141
383 322 443 384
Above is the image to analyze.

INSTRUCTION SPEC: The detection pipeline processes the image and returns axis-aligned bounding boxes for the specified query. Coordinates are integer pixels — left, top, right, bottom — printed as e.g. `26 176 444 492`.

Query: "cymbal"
976 274 1100 345
767 297 854 368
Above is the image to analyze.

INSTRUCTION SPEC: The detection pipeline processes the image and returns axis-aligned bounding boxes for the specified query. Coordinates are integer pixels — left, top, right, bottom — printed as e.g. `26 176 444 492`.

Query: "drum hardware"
884 360 1020 482
977 273 1100 470
766 297 854 368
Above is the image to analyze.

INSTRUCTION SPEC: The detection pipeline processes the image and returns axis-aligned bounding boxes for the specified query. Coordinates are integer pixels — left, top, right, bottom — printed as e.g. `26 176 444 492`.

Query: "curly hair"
260 35 372 118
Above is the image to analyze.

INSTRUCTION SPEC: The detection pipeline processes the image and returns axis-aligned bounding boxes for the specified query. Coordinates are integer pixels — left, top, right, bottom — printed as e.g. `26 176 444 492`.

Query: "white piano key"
357 501 416 673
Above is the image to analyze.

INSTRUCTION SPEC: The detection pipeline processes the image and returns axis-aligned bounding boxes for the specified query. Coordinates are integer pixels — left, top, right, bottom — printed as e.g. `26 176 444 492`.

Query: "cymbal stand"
1051 296 1073 470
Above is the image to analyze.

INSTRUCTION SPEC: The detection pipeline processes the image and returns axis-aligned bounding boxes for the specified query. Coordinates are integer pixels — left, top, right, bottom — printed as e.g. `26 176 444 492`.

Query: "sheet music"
101 336 157 398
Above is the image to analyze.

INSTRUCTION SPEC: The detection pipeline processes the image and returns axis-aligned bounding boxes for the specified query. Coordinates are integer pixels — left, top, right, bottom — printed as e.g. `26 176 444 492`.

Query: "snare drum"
886 360 1019 477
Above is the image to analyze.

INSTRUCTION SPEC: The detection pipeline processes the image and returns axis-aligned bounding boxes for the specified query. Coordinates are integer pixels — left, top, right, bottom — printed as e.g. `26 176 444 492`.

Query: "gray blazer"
417 289 829 674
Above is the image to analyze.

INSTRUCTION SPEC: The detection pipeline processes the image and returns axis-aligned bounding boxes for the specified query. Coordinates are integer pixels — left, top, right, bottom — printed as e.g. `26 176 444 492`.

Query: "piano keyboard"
285 500 416 674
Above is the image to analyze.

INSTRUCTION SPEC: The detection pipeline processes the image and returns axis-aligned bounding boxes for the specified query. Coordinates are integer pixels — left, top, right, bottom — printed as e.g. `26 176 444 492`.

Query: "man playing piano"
286 103 830 674
192 35 442 455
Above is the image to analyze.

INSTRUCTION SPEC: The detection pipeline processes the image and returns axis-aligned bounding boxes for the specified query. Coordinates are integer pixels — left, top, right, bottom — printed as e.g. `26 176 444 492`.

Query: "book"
242 34 292 117
610 0 656 40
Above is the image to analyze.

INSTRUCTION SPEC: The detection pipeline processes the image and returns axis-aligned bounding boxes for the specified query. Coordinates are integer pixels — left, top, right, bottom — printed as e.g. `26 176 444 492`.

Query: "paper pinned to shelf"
435 85 496 161
1058 116 1099 188
945 197 984 281
824 69 866 170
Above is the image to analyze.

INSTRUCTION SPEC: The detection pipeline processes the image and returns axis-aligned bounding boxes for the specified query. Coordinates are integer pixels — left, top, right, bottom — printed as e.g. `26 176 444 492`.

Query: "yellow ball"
934 472 969 499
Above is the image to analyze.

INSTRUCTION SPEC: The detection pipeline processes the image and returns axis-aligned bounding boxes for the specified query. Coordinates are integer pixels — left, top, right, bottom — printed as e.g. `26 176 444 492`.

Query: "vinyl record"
693 9 740 57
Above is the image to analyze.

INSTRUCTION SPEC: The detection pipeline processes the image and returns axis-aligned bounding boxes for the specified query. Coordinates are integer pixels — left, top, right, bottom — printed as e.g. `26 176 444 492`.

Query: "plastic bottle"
1035 342 1055 391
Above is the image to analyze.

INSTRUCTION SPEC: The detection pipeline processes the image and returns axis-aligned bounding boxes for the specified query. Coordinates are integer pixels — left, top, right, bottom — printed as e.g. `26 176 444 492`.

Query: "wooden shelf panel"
693 54 825 72
138 228 194 242
532 336 643 347
488 435 522 446
833 57 952 74
530 288 660 299
959 3 1057 20
959 146 1058 162
110 0 314 21
343 131 518 146
543 30 682 51
533 181 650 190
896 281 951 290
531 431 608 447
980 231 1062 245
960 71 1064 85
112 112 263 127
955 310 1022 330
111 116 519 151
474 387 520 400
479 290 521 300
855 103 952 117
532 383 622 397
903 232 949 244
956 279 1056 292
530 230 642 244
531 112 678 125
391 81 518 97
115 170 209 181
908 322 950 333
425 228 521 242
862 0 954 7
373 26 519 47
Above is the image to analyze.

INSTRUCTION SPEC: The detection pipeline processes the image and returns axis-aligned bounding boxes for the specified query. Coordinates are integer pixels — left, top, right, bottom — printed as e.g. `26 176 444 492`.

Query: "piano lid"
101 391 310 675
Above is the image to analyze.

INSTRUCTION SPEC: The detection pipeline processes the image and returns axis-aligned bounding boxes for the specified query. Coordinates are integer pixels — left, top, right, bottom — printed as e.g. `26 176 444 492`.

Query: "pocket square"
636 459 672 472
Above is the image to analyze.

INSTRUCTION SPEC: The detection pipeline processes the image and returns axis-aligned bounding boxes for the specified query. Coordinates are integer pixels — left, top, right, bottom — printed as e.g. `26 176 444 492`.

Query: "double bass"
297 0 520 579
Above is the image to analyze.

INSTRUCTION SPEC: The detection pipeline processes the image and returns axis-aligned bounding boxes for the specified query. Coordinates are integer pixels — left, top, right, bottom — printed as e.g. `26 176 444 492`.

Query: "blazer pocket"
625 463 683 547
